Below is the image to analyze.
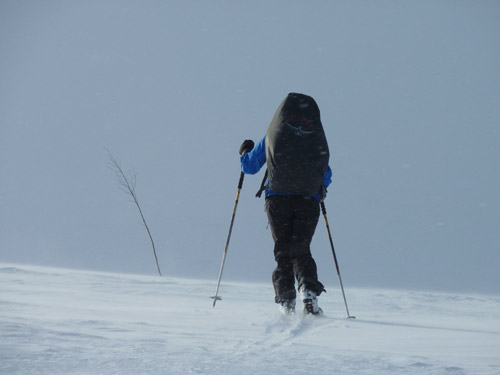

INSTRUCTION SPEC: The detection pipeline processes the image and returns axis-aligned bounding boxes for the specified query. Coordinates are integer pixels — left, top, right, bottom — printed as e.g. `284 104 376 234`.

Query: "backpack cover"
265 93 329 196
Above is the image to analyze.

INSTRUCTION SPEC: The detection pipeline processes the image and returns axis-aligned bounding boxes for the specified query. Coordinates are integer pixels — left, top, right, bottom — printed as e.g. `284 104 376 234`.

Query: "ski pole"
320 201 355 319
211 171 245 307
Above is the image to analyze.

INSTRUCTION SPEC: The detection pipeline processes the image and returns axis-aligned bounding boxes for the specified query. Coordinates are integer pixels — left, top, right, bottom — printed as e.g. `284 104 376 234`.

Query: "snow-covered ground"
1 263 499 375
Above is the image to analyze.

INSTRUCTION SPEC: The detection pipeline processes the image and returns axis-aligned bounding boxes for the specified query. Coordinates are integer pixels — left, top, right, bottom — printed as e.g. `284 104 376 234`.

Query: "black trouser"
265 195 325 303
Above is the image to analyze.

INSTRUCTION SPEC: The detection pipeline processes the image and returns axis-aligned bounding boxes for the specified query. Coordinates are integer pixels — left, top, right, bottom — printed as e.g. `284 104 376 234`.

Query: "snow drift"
1 263 499 375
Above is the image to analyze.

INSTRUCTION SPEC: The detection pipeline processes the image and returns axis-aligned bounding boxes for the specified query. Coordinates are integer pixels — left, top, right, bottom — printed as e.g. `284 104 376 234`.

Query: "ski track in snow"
1 264 500 375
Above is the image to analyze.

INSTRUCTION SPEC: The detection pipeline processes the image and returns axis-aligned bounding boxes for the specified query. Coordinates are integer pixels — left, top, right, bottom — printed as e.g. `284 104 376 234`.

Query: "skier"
239 93 332 315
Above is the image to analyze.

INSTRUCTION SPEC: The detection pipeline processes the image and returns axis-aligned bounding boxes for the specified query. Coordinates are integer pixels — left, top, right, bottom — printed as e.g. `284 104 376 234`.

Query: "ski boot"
278 299 296 315
300 288 323 315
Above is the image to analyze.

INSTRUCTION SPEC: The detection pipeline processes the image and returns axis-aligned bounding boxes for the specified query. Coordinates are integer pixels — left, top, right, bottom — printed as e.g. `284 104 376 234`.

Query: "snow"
1 263 499 375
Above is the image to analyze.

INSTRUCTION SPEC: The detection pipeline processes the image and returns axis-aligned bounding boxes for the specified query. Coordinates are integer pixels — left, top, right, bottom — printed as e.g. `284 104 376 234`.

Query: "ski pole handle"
237 171 245 190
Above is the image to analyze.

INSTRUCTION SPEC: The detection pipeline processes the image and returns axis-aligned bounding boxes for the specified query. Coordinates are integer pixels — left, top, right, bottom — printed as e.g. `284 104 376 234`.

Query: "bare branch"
106 149 162 276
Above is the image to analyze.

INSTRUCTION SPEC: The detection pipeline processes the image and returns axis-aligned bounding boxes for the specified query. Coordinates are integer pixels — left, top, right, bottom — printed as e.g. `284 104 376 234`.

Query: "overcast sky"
1 0 499 295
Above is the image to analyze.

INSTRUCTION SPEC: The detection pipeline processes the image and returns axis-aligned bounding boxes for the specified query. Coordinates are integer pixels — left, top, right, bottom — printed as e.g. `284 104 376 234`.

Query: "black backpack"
258 93 329 197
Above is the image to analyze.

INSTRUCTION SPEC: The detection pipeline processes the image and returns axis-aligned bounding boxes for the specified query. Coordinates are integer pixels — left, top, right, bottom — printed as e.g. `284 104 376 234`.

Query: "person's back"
265 92 329 197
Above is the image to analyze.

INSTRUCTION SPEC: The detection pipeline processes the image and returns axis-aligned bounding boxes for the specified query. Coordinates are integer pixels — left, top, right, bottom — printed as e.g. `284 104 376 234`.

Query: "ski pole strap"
255 169 268 198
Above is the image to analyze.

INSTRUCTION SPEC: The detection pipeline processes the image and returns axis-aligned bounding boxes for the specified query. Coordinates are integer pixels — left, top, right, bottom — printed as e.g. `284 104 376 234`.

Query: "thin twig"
106 149 162 276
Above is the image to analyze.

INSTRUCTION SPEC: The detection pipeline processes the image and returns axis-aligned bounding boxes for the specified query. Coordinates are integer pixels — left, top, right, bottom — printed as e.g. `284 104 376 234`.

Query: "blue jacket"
240 137 332 200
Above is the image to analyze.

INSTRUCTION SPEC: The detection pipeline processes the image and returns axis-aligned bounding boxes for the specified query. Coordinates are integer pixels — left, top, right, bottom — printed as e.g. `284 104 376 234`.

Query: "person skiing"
239 93 332 315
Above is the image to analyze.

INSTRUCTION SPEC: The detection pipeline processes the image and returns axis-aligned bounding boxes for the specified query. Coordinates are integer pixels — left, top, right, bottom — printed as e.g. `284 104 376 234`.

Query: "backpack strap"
255 169 268 198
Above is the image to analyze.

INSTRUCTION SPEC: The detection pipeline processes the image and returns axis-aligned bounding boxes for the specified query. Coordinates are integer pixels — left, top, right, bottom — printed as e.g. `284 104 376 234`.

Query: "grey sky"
1 0 499 294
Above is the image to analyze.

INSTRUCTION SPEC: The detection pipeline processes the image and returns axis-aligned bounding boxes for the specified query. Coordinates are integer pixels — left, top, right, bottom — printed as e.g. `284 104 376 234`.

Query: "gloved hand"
239 139 255 156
